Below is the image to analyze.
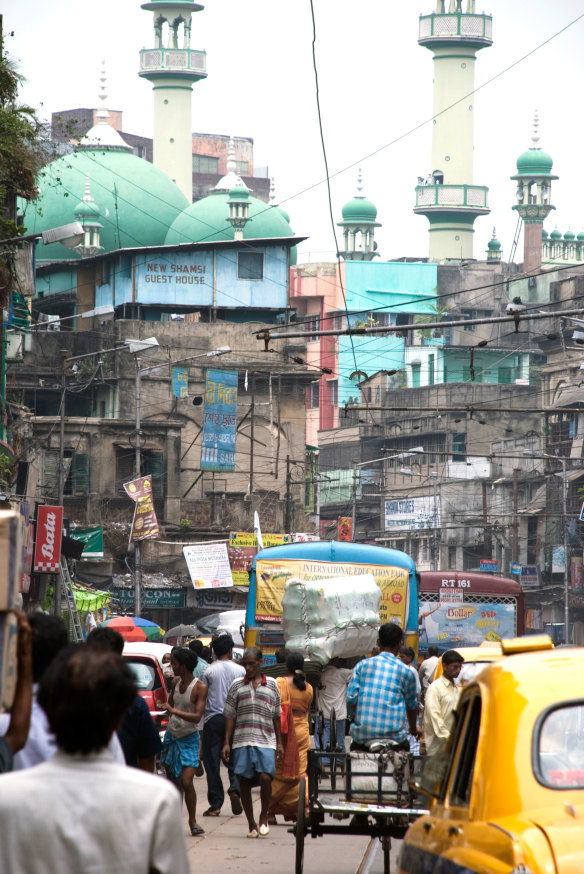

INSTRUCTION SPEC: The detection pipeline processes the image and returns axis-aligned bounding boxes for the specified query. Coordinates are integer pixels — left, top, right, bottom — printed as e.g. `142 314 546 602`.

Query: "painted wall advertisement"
228 532 290 586
200 369 238 472
254 558 409 627
384 495 440 532
183 542 234 588
419 599 516 650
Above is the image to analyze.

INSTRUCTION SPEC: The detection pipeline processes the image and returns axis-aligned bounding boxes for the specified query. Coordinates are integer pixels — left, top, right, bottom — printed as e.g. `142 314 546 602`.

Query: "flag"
254 511 264 550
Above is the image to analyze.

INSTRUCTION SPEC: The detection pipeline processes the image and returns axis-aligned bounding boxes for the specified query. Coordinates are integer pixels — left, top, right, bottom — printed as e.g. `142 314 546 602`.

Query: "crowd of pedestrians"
0 609 464 870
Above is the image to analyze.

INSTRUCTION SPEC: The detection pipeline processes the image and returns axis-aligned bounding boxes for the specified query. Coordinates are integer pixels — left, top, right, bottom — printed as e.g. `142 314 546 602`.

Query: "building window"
332 312 344 331
308 382 320 409
192 154 219 174
236 161 249 175
237 251 264 281
452 432 466 462
41 450 89 498
428 354 435 385
305 315 320 342
116 448 164 499
328 379 338 407
498 367 512 384
448 545 457 567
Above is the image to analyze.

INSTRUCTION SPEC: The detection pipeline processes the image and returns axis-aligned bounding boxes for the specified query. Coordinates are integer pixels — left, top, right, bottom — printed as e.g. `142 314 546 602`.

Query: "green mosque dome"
542 229 548 239
165 191 294 244
550 229 562 240
341 196 378 223
515 148 553 177
564 230 575 241
23 145 189 261
487 237 501 251
577 232 584 242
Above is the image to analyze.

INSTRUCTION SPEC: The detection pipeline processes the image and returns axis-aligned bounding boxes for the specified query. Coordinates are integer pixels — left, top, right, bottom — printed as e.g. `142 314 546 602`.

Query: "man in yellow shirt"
422 650 464 790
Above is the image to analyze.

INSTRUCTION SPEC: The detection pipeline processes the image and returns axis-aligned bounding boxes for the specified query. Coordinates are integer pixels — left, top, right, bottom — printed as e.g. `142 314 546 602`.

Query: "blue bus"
246 540 419 662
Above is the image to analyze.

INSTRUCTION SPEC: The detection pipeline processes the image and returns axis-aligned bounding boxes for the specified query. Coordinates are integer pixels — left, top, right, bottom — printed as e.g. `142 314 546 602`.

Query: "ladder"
59 558 84 642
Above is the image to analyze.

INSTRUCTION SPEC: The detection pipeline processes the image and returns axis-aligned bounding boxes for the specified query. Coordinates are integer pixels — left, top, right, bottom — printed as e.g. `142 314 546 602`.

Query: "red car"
122 642 171 729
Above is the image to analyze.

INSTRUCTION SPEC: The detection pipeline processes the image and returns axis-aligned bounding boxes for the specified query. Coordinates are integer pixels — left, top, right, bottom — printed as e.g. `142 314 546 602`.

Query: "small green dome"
165 191 294 244
564 230 575 241
74 197 101 220
550 229 562 240
516 148 553 176
341 196 378 223
274 205 291 224
228 184 249 201
487 237 501 251
577 232 584 241
24 148 189 261
542 229 548 239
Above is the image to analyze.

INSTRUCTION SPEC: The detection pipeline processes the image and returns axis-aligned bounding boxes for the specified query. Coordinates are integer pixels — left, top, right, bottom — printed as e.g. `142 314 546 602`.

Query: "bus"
418 571 525 654
246 540 419 662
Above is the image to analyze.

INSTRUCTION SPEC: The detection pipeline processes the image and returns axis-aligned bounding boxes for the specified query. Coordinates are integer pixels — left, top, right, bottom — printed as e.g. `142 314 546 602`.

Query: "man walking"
346 623 418 750
196 632 245 816
422 649 464 789
315 657 352 765
222 646 283 837
418 645 440 700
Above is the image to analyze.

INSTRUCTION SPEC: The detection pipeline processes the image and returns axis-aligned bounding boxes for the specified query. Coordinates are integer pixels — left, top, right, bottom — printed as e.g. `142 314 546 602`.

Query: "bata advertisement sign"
33 505 64 573
419 599 516 650
254 558 409 627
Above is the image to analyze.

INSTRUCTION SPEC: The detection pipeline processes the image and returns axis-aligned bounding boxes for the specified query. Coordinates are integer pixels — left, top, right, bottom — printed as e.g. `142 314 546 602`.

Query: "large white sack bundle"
282 574 380 664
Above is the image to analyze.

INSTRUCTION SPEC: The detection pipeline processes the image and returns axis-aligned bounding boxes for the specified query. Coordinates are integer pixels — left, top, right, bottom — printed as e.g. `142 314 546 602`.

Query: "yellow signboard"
254 558 409 627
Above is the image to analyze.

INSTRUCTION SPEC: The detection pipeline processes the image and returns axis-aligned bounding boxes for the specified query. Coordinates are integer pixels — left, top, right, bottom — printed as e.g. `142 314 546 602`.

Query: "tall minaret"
511 113 557 274
139 1 207 200
414 1 492 261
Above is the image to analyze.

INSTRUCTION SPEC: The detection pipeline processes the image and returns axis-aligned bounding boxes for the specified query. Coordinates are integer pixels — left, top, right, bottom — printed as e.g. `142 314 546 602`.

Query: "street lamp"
524 450 570 644
351 447 424 542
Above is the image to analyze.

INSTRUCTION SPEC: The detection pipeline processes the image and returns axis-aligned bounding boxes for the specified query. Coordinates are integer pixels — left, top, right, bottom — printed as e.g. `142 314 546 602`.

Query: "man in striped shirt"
346 623 418 751
222 647 283 837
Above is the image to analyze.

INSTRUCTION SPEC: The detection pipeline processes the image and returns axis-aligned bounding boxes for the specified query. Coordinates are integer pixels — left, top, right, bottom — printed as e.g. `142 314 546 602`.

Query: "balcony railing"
139 47 207 76
419 13 492 45
414 183 489 212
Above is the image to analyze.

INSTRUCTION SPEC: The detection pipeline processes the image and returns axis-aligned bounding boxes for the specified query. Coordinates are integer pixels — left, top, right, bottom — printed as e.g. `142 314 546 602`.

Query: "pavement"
182 774 402 874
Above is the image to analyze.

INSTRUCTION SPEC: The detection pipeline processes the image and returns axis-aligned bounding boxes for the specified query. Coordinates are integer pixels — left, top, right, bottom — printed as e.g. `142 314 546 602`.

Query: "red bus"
418 571 525 654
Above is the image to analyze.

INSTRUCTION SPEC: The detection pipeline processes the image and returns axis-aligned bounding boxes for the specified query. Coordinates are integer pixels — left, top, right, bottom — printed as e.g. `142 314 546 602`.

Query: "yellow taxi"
399 636 584 874
432 642 503 685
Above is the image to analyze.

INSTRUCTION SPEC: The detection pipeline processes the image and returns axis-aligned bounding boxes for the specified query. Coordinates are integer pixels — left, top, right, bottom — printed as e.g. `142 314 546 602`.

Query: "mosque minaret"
139 0 207 201
414 1 492 261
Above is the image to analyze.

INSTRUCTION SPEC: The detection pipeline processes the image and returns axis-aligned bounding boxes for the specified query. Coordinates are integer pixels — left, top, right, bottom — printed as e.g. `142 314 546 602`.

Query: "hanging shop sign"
33 505 64 573
183 542 234 589
200 369 238 472
228 532 290 586
124 476 160 541
68 527 104 559
113 587 186 609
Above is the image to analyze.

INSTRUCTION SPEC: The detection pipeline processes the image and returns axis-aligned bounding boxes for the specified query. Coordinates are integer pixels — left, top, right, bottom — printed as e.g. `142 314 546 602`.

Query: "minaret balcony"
139 47 207 79
414 183 489 214
419 13 492 49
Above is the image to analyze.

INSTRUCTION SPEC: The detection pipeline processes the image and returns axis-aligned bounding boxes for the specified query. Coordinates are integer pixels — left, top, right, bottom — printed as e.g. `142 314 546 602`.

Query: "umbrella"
100 616 165 642
163 623 200 641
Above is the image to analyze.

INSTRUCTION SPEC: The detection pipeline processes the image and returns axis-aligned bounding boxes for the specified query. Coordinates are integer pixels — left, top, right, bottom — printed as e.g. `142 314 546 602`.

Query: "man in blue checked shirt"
346 623 418 751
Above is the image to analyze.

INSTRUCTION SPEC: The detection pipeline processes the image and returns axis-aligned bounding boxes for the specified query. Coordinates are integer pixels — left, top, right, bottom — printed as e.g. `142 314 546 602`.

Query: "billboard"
384 495 440 532
200 369 238 471
419 598 516 650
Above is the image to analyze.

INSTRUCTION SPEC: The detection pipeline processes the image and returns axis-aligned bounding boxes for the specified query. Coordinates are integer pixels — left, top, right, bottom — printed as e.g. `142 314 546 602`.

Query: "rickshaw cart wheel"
295 776 307 874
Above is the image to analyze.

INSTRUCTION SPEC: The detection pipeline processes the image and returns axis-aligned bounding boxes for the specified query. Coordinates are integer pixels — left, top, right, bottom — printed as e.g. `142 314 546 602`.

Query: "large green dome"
165 191 294 244
515 147 553 176
22 148 189 261
341 196 378 223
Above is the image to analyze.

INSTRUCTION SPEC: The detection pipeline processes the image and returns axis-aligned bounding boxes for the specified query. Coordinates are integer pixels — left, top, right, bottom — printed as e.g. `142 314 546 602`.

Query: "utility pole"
512 469 519 564
285 455 292 533
430 472 438 571
560 458 569 644
134 357 142 618
351 461 358 542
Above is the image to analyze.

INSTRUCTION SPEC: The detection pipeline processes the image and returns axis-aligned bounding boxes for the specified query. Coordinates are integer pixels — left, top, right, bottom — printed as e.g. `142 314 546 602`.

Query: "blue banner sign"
172 367 189 398
201 369 238 471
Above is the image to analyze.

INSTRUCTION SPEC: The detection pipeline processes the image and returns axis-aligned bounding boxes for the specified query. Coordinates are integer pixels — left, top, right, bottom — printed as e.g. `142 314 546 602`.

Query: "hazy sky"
4 0 584 264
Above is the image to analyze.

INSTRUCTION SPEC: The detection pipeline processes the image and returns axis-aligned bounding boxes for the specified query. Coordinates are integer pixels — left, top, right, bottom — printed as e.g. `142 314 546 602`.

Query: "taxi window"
449 695 482 808
536 702 584 789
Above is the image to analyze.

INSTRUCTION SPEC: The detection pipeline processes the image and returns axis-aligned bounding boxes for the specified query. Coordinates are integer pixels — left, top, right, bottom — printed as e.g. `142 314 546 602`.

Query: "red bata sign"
33 506 63 573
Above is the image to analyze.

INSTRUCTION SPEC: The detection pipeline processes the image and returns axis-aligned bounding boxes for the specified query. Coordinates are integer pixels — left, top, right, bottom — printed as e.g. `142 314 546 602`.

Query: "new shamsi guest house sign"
33 505 64 573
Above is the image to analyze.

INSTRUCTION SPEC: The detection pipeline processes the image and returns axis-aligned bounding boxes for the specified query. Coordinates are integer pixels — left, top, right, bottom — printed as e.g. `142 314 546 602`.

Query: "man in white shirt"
422 649 464 790
315 658 353 765
0 646 189 874
418 646 440 701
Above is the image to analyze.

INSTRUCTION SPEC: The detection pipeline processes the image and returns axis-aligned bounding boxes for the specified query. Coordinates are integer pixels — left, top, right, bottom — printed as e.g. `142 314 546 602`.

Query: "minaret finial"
531 110 540 149
96 61 110 123
270 176 277 206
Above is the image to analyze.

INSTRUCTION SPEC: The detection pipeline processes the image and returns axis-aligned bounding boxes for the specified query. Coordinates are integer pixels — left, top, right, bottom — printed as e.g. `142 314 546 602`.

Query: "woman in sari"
268 652 313 823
